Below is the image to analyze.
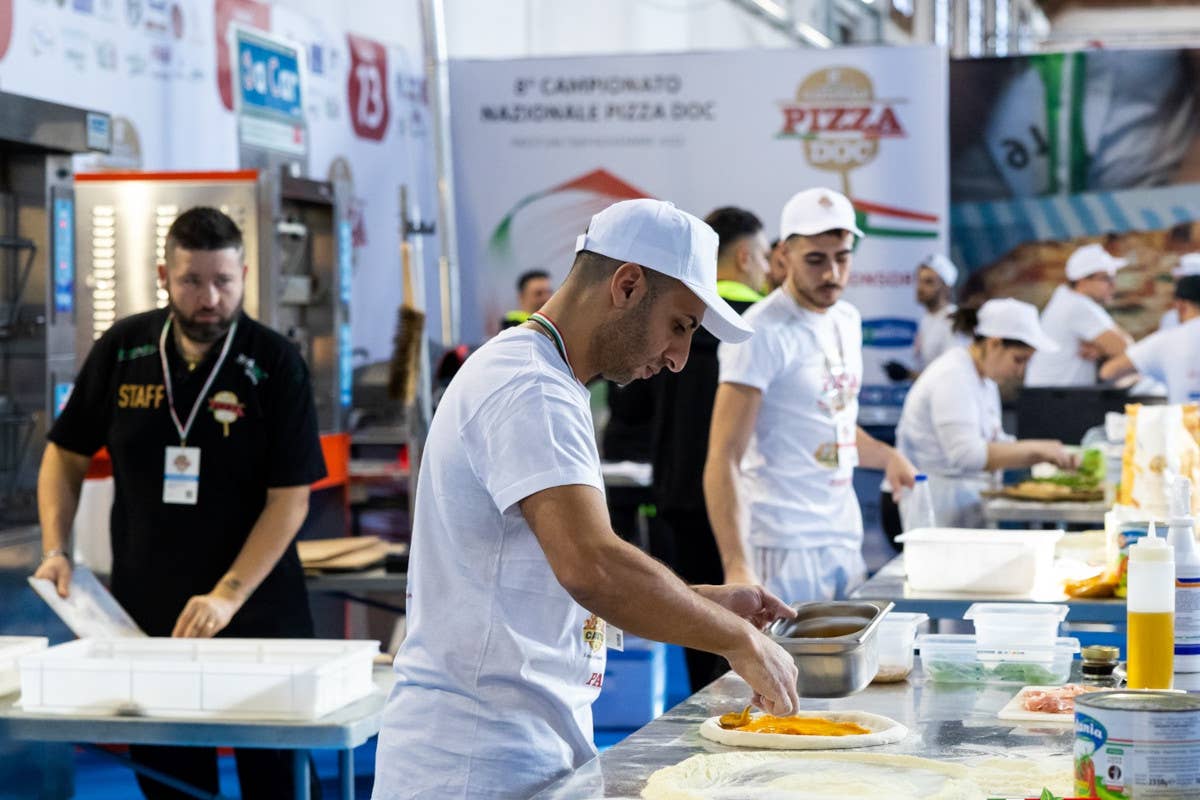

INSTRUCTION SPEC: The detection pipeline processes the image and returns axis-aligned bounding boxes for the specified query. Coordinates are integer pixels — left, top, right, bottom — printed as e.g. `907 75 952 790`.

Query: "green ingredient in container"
991 661 1062 684
925 661 989 682
926 660 1062 684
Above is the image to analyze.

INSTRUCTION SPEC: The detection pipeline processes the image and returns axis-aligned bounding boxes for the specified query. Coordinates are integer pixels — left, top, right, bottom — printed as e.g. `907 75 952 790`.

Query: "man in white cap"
371 199 800 800
1101 274 1200 404
1159 253 1200 331
704 187 918 604
1025 243 1133 387
884 253 968 382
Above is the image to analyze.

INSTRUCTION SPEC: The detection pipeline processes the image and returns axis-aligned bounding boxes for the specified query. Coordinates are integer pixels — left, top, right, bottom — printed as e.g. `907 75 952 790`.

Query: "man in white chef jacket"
1159 253 1200 331
371 200 801 800
1101 275 1200 403
884 253 967 382
703 188 918 604
1025 243 1133 387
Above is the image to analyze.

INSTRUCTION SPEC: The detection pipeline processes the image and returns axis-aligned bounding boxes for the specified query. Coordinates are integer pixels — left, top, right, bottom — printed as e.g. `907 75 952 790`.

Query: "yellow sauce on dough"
734 716 870 736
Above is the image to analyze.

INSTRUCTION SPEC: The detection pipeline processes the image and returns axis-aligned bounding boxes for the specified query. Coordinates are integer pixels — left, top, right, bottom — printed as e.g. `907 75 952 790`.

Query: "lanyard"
528 311 574 375
158 316 238 446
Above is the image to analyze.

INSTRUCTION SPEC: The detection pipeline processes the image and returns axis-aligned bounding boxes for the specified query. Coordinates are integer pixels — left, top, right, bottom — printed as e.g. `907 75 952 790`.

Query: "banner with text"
449 47 948 409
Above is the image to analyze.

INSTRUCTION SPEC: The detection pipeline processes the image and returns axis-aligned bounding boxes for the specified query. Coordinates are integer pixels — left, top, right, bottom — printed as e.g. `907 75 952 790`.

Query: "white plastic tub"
964 603 1069 650
18 638 379 720
873 612 928 683
896 528 1064 594
0 636 48 696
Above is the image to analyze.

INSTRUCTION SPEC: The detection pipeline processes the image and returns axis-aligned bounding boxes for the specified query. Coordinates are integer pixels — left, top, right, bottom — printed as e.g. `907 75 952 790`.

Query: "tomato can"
1075 690 1200 798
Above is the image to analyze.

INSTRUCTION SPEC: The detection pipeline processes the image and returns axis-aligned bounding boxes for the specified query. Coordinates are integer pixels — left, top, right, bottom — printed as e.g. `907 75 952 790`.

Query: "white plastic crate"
0 637 48 696
896 528 1063 594
18 637 379 720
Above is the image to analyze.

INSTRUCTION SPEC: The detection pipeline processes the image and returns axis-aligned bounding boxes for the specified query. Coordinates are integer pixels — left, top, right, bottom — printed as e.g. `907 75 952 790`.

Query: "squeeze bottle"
1127 521 1175 689
1167 477 1200 673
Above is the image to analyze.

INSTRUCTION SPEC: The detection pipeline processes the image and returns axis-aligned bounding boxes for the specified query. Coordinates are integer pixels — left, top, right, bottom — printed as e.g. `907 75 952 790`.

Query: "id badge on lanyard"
158 317 238 505
821 323 858 470
834 410 858 470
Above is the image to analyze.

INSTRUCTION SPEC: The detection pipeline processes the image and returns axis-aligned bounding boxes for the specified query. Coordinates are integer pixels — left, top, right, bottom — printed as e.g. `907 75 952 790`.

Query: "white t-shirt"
718 290 864 550
913 305 967 371
895 347 1014 527
1161 307 1180 331
1127 317 1200 404
1026 285 1116 387
372 328 606 800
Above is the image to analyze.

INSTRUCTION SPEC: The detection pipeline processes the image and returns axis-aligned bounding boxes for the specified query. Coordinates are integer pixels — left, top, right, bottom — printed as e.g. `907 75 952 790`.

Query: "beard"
169 297 241 343
593 293 657 386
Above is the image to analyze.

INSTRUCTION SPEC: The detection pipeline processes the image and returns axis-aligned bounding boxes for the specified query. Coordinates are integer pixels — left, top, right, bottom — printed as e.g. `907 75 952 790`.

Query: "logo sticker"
777 66 906 196
207 390 245 436
582 614 606 654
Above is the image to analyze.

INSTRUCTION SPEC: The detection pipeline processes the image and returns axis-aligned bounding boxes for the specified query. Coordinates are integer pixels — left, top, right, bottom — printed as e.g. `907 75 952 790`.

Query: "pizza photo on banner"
950 49 1200 339
449 47 948 415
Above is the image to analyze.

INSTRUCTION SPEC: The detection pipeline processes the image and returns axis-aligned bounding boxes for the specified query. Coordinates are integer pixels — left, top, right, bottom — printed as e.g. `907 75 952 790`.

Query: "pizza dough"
641 752 978 800
698 710 908 750
641 752 1074 800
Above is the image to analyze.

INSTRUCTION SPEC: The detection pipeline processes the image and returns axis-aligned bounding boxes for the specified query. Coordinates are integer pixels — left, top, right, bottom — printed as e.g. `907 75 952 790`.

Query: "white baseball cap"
1172 253 1200 278
975 298 1058 352
575 199 753 343
779 188 864 240
1065 243 1128 281
920 253 959 288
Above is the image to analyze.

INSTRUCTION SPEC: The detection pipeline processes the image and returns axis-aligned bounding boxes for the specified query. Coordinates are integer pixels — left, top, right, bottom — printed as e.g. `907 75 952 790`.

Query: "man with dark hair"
499 268 553 329
705 188 917 604
373 199 799 799
766 237 788 291
1102 274 1200 402
34 206 326 799
649 205 768 690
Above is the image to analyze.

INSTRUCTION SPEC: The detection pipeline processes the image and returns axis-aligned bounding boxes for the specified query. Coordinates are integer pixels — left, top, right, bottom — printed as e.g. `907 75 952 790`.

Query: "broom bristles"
388 306 425 405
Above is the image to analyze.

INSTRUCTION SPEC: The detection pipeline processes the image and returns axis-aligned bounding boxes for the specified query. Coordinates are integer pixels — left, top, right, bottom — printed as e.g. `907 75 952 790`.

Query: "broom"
388 187 425 407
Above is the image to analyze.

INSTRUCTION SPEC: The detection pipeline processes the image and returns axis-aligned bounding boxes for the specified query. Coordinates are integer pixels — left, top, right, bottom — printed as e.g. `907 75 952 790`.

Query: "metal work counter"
982 497 1108 528
851 555 1126 624
534 666 1075 798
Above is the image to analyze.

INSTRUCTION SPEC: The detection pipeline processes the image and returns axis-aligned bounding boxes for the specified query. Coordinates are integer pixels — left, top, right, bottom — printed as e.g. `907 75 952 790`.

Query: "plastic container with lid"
896 528 1062 594
963 602 1069 650
917 634 1080 685
872 612 929 684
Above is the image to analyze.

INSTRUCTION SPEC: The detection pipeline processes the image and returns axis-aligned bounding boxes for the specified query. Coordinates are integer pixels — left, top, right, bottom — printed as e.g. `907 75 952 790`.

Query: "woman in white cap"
891 298 1078 529
1160 253 1200 331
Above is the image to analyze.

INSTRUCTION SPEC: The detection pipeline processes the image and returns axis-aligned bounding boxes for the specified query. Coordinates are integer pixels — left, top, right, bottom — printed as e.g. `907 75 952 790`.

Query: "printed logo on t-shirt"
117 383 165 409
207 390 245 437
582 614 606 656
117 344 157 362
815 441 838 469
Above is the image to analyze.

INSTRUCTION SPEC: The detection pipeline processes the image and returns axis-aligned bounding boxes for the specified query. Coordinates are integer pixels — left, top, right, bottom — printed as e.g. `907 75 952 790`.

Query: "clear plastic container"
873 612 928 683
900 474 937 531
963 603 1068 650
896 528 1063 594
917 634 1080 686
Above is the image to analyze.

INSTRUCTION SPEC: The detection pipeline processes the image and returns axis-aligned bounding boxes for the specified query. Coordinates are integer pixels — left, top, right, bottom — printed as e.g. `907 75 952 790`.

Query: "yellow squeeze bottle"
1127 521 1175 689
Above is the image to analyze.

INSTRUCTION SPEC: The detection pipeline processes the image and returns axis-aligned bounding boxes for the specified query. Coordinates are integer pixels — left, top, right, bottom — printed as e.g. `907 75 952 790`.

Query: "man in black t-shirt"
34 207 326 799
649 206 768 691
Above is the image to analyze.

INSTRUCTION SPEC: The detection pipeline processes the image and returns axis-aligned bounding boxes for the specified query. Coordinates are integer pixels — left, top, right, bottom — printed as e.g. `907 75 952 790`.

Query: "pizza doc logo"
777 67 905 195
346 33 389 141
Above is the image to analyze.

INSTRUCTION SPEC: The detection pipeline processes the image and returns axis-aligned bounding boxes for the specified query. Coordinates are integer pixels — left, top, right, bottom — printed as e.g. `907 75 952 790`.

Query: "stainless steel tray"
766 600 893 698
